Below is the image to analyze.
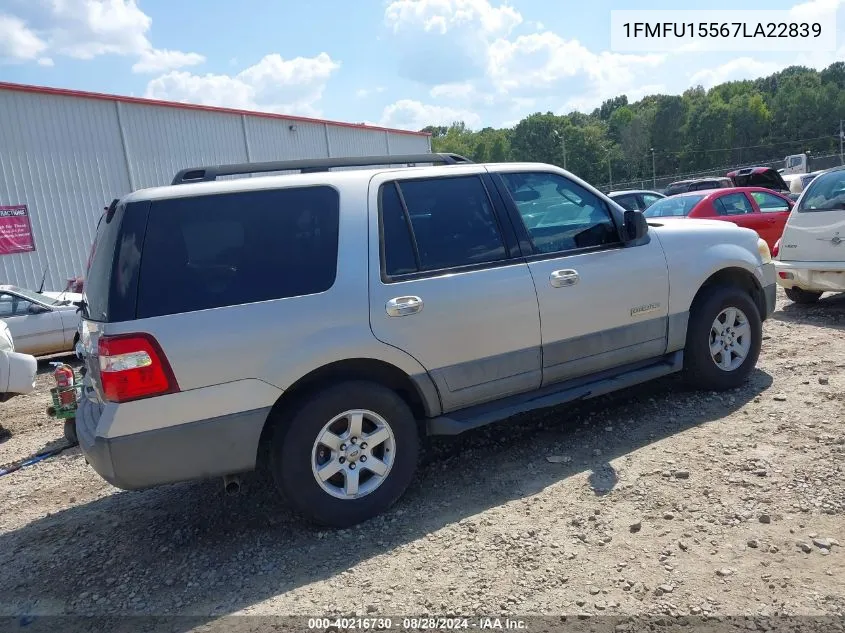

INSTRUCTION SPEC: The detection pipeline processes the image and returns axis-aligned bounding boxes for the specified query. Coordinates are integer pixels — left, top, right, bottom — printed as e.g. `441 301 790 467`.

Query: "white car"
774 166 845 303
0 285 82 356
0 319 37 400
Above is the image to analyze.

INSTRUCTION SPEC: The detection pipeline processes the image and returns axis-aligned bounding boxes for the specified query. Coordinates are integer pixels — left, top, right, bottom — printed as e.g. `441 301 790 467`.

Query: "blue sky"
0 0 843 131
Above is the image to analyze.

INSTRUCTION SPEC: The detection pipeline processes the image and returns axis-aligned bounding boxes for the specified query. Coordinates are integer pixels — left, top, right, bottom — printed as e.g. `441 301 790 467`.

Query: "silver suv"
76 153 777 527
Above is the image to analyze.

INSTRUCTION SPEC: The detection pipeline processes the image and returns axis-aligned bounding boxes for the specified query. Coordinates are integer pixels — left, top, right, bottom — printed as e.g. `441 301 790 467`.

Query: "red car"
643 187 793 250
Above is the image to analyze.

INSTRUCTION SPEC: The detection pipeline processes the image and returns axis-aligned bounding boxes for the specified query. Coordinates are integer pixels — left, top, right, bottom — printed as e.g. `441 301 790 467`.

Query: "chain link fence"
596 152 844 193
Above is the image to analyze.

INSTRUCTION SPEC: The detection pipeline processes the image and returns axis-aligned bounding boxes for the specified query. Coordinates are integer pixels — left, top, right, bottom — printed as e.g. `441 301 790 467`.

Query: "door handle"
549 269 579 288
386 296 424 317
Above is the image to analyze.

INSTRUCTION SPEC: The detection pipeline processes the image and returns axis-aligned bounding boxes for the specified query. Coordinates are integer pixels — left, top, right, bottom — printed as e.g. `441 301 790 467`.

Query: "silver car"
75 153 777 527
0 285 82 356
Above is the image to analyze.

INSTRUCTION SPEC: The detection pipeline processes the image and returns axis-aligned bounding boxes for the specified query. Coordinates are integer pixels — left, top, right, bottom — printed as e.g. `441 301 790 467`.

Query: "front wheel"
683 286 762 391
785 287 822 304
270 381 419 527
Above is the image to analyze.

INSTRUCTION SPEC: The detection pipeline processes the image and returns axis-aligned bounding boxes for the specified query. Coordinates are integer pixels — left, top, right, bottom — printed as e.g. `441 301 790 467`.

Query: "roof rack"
171 153 473 185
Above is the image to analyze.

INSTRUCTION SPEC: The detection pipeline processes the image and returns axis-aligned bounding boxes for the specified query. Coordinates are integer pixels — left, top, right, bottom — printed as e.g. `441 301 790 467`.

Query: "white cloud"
380 99 482 130
144 53 341 117
356 86 386 98
385 0 521 36
689 57 784 89
132 48 204 73
385 0 522 84
0 13 48 62
37 56 54 66
1 1 203 72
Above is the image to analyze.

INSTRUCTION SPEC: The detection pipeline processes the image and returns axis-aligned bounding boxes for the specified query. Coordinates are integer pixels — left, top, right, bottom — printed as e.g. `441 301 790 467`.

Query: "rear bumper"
774 260 845 293
76 392 270 490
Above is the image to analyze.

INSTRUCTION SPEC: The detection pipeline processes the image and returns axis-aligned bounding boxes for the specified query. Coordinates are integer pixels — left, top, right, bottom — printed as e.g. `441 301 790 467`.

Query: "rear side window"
714 193 754 216
613 194 640 211
643 195 705 218
751 191 790 213
380 176 507 276
136 186 339 318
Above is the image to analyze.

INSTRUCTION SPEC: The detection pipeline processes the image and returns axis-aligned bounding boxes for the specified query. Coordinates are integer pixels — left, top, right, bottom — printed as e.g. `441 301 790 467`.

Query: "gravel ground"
1 288 843 630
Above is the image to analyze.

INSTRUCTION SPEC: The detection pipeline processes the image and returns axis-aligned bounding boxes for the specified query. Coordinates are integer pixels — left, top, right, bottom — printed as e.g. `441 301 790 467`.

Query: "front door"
748 190 792 248
368 171 542 412
494 169 671 385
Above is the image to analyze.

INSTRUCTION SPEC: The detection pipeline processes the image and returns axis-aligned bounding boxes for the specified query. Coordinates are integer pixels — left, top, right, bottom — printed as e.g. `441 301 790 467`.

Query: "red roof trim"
0 81 431 137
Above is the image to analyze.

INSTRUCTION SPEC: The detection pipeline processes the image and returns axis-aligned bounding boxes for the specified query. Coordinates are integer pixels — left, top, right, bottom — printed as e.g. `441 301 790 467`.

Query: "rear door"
368 171 542 412
493 168 670 385
748 190 792 248
712 192 768 237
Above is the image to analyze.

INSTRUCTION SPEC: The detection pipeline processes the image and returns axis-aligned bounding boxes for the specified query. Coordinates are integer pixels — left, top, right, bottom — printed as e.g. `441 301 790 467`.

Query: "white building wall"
0 85 430 290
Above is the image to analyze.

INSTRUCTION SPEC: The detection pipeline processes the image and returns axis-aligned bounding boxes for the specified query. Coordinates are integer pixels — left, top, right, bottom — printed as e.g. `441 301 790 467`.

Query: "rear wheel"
270 381 419 527
683 285 762 391
64 419 78 446
785 287 822 304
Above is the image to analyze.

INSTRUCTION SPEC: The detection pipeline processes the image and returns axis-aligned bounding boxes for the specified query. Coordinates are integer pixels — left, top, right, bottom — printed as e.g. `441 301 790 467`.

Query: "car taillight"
98 334 179 403
772 239 781 258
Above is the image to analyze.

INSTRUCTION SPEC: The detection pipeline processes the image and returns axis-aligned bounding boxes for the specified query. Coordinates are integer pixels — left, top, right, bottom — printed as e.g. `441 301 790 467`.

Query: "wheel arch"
692 266 766 318
256 358 437 467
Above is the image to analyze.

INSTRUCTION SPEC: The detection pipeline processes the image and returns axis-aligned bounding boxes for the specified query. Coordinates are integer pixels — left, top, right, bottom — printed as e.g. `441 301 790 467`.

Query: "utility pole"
651 148 656 189
607 151 613 190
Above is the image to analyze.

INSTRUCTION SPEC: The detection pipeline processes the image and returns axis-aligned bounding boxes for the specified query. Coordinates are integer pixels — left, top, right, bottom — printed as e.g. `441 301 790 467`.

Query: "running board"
426 351 683 436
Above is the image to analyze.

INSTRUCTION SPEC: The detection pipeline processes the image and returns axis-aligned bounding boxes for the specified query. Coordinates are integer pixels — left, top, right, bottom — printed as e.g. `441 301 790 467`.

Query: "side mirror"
28 304 50 315
623 210 649 242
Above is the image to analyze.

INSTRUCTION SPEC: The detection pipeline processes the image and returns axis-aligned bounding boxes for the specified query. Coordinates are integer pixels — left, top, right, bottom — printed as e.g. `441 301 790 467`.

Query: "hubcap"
311 409 396 500
709 307 752 372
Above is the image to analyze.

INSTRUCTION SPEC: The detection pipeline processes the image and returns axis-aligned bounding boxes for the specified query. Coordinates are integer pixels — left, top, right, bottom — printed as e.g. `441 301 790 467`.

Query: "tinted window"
136 186 339 318
643 195 705 218
502 172 619 254
380 184 418 276
690 180 720 191
664 183 690 196
715 193 754 216
612 194 640 211
751 191 790 213
382 176 506 273
798 170 845 212
84 204 125 321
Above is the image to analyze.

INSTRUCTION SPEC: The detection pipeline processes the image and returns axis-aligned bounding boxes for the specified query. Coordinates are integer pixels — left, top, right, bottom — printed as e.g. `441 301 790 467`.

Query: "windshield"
798 170 845 212
5 286 59 305
643 195 705 218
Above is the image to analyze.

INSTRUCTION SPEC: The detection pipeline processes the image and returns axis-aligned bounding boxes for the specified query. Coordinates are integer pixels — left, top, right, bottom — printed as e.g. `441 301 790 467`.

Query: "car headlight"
757 238 772 264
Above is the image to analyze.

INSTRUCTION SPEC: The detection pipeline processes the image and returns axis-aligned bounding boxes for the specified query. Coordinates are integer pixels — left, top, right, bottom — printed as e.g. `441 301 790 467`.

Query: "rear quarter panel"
97 176 436 437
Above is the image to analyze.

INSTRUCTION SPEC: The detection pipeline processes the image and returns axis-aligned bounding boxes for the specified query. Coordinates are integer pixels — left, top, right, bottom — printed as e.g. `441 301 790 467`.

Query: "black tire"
785 287 822 304
64 419 78 446
683 285 762 391
270 381 419 528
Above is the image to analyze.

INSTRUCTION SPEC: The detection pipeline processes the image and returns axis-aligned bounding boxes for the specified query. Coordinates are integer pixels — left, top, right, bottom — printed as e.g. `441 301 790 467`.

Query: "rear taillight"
772 239 781 258
98 334 179 403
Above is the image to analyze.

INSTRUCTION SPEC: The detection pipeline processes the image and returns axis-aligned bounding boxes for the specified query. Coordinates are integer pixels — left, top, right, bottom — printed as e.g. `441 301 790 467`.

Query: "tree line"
422 63 845 187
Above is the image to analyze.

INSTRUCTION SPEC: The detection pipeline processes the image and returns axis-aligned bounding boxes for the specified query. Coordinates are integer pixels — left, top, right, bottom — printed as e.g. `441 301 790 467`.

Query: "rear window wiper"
75 298 89 319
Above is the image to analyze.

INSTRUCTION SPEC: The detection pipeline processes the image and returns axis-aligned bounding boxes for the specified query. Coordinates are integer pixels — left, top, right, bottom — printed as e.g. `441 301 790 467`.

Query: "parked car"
74 153 776 527
608 190 665 212
726 166 791 194
0 319 37 401
642 187 793 250
774 166 845 304
664 177 732 196
0 285 82 356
